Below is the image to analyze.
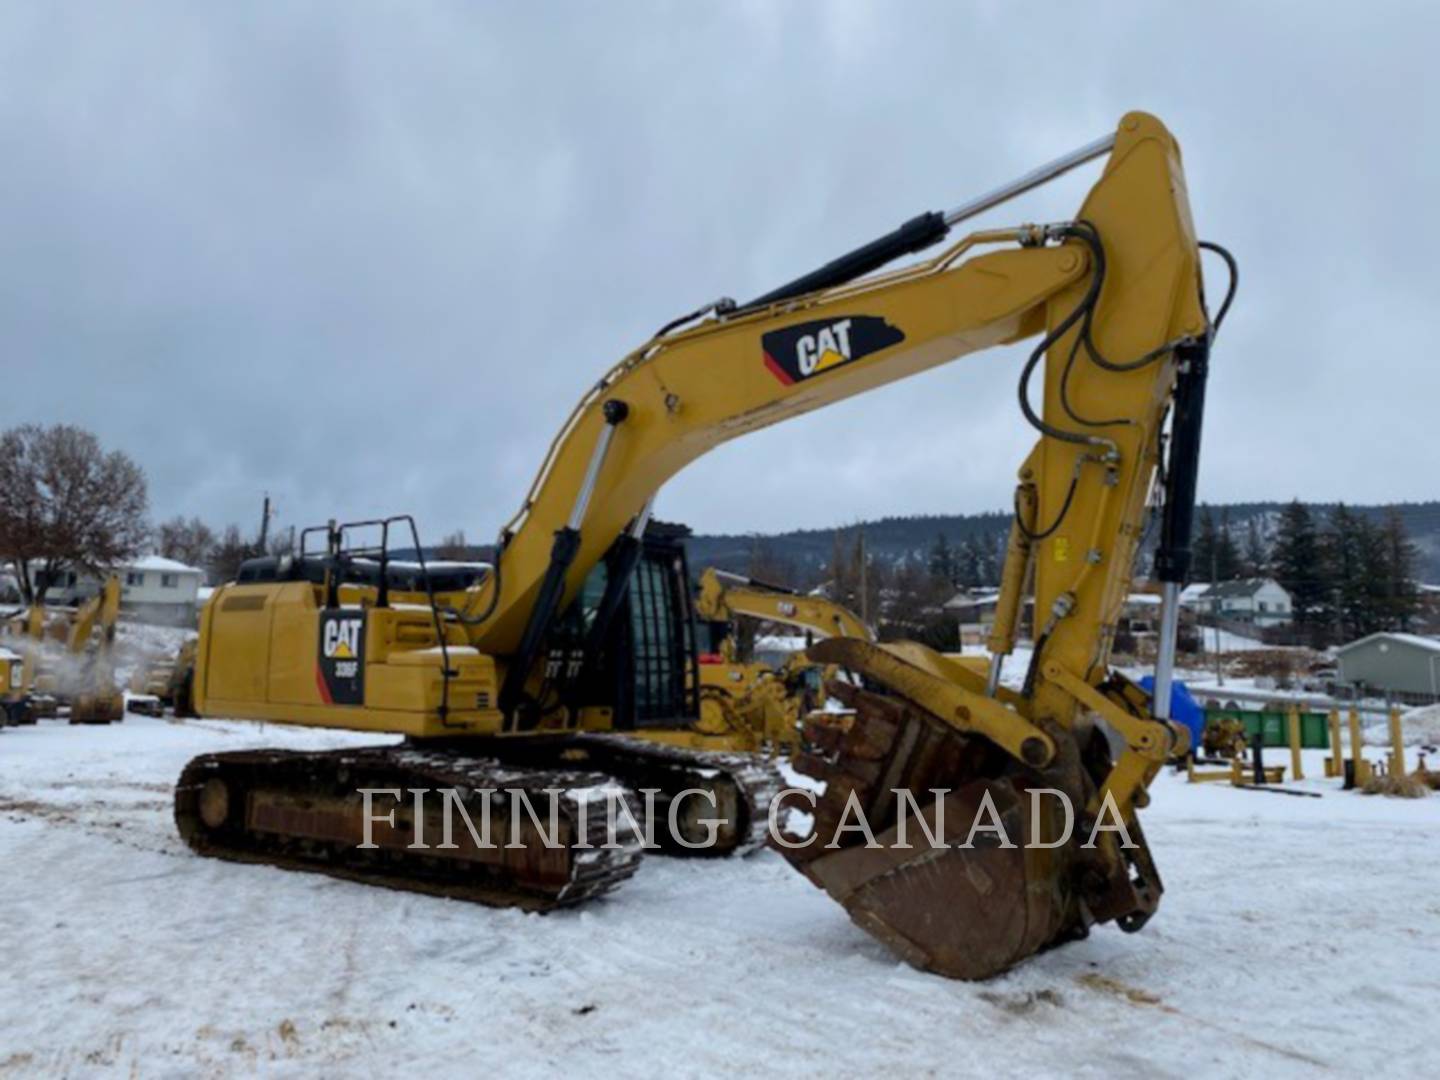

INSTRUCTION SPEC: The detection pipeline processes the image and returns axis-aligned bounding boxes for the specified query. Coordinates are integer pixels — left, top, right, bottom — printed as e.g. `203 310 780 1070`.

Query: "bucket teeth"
780 685 1101 980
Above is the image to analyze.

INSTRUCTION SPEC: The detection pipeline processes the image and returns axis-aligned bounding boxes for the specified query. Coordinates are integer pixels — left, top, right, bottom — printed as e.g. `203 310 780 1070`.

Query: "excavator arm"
695 567 874 643
66 575 124 723
65 575 121 654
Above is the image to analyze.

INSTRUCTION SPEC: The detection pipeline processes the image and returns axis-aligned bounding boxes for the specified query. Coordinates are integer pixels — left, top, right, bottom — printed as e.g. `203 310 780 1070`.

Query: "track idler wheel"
780 684 1093 980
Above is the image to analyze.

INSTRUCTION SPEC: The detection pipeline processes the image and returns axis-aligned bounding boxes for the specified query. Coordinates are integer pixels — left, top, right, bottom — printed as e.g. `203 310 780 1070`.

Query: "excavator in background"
2 603 54 720
128 638 199 718
0 643 35 726
692 567 875 751
695 567 873 644
2 578 124 723
61 575 125 723
175 111 1234 980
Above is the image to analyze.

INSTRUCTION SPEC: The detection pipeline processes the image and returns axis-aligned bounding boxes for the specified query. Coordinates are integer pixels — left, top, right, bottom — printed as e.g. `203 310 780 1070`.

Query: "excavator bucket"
781 658 1162 980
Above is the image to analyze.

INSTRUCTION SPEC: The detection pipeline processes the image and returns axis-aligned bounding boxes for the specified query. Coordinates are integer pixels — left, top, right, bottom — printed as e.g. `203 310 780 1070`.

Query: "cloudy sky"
2 2 1435 546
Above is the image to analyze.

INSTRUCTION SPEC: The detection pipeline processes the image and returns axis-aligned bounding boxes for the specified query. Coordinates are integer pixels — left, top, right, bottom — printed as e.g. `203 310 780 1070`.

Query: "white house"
944 588 1000 646
1182 577 1292 628
44 555 204 626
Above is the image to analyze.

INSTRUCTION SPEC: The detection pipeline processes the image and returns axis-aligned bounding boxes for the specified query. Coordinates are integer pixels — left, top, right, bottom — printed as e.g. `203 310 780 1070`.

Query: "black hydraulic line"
582 533 645 662
718 570 798 595
498 400 630 720
1021 631 1051 698
499 526 581 718
741 211 949 311
1014 469 1080 543
1199 241 1238 333
1152 333 1210 586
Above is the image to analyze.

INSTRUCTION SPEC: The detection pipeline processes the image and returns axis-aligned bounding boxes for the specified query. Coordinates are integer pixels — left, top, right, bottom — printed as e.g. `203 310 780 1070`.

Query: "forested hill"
684 501 1440 585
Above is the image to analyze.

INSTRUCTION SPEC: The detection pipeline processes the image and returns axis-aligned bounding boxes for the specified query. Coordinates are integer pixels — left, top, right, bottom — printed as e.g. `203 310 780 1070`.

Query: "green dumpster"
1203 707 1330 749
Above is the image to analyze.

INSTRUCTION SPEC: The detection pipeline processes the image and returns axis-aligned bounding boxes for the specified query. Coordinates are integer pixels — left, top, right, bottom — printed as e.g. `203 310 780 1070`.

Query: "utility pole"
257 493 273 553
1212 538 1224 686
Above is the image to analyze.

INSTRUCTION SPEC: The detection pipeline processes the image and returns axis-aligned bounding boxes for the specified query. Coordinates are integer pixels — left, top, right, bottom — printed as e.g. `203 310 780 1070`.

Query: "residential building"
1335 632 1440 703
44 555 204 626
1181 578 1293 628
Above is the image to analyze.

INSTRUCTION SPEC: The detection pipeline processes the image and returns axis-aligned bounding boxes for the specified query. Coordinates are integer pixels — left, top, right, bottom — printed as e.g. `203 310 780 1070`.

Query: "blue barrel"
1139 675 1205 754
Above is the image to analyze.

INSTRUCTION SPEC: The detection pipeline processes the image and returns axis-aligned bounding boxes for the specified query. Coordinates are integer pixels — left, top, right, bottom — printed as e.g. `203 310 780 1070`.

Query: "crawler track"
175 746 645 910
556 734 784 856
174 735 784 908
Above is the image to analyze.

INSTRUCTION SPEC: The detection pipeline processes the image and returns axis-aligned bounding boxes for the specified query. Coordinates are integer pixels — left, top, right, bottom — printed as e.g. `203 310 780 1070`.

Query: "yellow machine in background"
129 638 199 718
178 112 1233 980
691 567 874 751
3 603 54 719
695 567 873 643
0 643 35 726
64 575 125 724
2 577 124 723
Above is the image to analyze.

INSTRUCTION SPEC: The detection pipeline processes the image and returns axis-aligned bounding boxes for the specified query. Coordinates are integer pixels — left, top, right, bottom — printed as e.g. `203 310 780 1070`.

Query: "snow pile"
1401 703 1440 745
753 633 810 653
111 620 196 686
1365 703 1440 748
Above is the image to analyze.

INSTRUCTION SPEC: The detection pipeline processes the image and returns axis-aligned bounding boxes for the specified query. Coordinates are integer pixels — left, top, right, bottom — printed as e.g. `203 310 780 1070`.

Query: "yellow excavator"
3 578 124 723
176 111 1234 980
63 575 125 723
128 638 199 718
692 566 874 751
2 603 51 720
695 567 873 643
0 644 34 726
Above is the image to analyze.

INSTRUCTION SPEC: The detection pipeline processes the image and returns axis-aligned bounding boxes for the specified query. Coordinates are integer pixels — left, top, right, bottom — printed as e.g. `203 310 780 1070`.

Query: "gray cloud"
2 1 1435 546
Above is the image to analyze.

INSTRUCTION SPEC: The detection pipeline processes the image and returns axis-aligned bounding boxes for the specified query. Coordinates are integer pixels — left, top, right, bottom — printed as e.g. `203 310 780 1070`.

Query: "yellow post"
1347 708 1372 787
1287 704 1304 782
1388 707 1405 778
1325 708 1342 779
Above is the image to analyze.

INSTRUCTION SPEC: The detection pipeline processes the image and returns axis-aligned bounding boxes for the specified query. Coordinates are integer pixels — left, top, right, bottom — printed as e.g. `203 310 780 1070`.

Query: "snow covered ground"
2 717 1437 1077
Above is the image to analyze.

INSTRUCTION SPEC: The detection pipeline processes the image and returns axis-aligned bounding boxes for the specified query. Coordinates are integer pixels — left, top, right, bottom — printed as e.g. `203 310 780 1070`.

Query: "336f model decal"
762 315 905 385
316 609 365 705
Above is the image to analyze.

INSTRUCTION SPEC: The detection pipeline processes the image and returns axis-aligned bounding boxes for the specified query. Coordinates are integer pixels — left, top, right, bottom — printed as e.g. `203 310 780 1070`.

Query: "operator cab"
549 521 701 731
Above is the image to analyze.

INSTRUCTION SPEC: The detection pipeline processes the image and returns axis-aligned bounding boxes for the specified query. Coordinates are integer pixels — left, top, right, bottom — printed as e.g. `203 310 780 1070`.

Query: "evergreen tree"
1324 504 1385 641
956 535 983 589
977 530 1001 587
927 533 955 586
1270 500 1328 640
1381 509 1420 631
1242 516 1268 578
1190 504 1219 584
1215 508 1243 581
747 536 795 589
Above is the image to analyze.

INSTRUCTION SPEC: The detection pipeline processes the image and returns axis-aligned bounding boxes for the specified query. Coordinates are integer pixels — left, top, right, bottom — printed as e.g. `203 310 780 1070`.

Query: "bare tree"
0 424 148 603
267 525 297 557
156 515 217 569
436 530 470 559
207 524 256 585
